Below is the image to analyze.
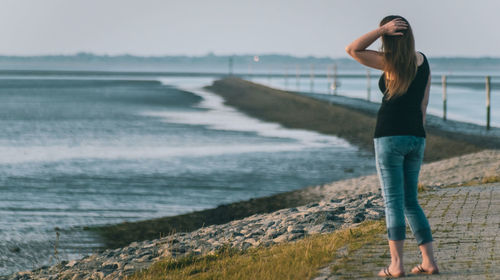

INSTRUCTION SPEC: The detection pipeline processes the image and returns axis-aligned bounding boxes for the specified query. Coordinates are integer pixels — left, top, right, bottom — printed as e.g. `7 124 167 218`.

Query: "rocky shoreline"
5 149 499 280
4 76 500 279
6 192 385 280
87 76 496 252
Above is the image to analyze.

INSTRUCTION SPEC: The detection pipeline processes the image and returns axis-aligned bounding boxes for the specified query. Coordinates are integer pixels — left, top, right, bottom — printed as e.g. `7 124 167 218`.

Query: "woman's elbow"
345 46 355 57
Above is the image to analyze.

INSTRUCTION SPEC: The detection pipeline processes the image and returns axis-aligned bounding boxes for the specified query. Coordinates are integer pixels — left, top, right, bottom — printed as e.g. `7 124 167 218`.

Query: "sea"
0 72 376 275
0 56 498 275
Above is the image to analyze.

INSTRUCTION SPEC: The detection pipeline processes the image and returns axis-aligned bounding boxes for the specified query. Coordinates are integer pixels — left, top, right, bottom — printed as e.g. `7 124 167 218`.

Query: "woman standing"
345 16 440 277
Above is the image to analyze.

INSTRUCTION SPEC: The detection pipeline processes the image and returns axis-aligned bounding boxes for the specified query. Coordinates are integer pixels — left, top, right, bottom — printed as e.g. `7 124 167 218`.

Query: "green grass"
441 175 500 188
418 175 500 194
126 220 386 280
417 183 431 193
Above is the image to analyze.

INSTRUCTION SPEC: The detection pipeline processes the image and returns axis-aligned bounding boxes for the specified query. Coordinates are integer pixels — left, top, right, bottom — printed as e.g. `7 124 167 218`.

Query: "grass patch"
417 183 431 193
441 175 500 189
417 175 500 194
126 220 386 280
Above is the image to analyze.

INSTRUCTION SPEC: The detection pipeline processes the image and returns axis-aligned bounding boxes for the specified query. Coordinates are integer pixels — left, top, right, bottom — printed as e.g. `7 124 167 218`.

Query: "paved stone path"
313 183 500 279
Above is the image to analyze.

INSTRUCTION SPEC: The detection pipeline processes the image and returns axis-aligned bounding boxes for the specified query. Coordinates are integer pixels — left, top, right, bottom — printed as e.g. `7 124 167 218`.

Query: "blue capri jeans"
374 135 433 246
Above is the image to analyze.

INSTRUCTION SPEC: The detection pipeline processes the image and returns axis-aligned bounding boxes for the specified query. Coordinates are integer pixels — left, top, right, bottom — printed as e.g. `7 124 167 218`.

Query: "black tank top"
374 52 429 138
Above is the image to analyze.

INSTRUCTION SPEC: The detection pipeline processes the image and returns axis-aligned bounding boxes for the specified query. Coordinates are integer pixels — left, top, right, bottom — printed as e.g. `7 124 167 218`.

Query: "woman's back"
374 52 429 138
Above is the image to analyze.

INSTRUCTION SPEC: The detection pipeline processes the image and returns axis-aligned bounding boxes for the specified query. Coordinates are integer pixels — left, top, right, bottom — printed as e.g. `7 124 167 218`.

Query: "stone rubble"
5 149 499 279
3 192 384 280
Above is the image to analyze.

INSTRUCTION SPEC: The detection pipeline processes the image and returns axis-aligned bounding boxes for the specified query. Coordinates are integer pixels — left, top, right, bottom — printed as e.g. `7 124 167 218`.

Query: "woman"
345 16 439 277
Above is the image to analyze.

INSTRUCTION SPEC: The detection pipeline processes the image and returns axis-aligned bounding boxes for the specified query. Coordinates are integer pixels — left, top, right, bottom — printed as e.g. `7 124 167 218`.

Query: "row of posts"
278 64 341 95
250 63 380 103
296 70 493 130
241 60 493 130
249 63 364 98
442 75 492 130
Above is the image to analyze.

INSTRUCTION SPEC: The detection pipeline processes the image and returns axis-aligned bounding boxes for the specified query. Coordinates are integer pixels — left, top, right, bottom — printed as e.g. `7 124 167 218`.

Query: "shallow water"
0 74 375 275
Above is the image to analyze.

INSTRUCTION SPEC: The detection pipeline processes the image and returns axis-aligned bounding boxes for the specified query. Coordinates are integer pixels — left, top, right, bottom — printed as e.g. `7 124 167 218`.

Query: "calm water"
0 74 375 275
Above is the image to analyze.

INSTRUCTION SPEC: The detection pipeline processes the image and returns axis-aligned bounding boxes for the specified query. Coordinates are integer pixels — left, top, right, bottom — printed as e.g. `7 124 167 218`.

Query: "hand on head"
380 18 408 36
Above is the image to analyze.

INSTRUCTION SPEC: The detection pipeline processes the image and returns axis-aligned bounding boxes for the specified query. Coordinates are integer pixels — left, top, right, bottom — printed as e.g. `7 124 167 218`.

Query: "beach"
87 76 500 250
91 76 499 246
5 147 500 279
2 76 491 277
3 76 500 279
0 74 376 275
6 148 499 279
4 1 500 278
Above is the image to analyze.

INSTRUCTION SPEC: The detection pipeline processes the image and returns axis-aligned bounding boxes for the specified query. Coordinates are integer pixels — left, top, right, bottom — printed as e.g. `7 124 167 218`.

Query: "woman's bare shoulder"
416 51 424 66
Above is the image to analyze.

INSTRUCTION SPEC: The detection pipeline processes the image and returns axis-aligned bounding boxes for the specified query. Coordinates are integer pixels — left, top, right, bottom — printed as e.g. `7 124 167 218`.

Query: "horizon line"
0 52 500 60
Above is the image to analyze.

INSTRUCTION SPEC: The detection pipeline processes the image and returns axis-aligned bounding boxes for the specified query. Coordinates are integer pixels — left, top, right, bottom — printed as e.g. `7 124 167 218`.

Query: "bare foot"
377 264 405 278
410 263 439 274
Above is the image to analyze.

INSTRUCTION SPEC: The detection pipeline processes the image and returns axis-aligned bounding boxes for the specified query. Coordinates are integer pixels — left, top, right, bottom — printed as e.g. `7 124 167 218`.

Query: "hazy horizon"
2 52 500 60
1 0 499 58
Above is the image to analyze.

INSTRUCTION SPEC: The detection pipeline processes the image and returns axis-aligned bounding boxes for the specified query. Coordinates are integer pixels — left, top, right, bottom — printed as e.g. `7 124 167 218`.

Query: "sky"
0 0 498 58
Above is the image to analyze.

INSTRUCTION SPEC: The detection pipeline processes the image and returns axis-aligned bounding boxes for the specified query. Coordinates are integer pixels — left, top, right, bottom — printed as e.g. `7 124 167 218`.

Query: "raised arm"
345 18 408 70
421 72 431 125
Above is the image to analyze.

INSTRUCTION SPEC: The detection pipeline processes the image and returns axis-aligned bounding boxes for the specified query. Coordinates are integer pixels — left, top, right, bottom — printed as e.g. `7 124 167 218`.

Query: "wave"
0 143 316 165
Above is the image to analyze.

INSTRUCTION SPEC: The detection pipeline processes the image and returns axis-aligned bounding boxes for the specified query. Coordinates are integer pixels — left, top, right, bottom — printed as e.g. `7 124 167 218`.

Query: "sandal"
411 264 439 275
378 266 405 278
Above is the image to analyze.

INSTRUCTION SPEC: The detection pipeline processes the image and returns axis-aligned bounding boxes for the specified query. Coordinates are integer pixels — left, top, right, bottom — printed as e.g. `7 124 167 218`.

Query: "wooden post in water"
366 69 371 101
327 65 332 94
442 75 447 121
309 63 314 93
284 66 288 90
268 66 272 85
333 63 338 95
296 64 300 91
249 63 253 81
228 56 233 76
486 76 491 130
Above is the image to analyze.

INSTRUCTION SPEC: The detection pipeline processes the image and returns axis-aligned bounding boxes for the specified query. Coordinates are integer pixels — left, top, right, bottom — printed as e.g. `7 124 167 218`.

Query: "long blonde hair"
379 15 417 99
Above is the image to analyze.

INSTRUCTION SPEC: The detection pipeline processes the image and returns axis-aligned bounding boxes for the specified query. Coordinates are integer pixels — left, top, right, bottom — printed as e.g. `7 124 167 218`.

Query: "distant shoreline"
87 76 497 250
